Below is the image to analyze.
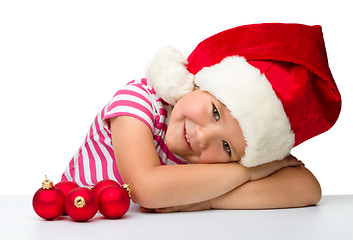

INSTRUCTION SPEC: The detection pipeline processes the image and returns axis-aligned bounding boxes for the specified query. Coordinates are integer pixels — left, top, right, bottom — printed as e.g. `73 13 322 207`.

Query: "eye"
212 104 220 121
222 140 231 156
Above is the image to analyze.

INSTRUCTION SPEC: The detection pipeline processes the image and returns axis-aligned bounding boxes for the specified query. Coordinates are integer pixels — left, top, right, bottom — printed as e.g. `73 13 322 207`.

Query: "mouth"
184 127 190 145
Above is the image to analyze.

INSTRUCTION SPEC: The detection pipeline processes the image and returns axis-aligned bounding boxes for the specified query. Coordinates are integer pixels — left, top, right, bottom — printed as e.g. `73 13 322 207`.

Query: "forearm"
111 116 251 209
130 162 250 209
210 166 321 210
124 147 303 209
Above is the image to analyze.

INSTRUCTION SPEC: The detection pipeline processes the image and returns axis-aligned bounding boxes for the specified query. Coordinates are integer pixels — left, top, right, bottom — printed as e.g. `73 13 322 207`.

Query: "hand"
249 155 304 181
139 200 212 213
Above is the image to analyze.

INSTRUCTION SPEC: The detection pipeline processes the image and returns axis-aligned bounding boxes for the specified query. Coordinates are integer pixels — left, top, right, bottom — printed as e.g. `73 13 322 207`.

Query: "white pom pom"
145 46 195 105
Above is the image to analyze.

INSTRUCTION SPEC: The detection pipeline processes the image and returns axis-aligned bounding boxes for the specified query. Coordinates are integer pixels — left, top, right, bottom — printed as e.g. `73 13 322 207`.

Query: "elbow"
308 177 322 206
298 167 322 206
132 192 157 209
128 178 163 209
304 180 321 206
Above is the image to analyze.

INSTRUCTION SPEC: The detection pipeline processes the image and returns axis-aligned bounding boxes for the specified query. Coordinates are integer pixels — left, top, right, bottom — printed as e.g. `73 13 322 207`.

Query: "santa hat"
145 23 341 167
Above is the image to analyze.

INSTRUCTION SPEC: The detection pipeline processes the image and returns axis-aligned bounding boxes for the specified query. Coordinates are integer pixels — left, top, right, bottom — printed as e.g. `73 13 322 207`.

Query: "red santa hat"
145 23 341 167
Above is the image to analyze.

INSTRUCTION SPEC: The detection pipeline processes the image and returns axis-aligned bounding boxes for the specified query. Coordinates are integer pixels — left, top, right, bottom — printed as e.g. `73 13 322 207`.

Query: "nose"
195 125 215 150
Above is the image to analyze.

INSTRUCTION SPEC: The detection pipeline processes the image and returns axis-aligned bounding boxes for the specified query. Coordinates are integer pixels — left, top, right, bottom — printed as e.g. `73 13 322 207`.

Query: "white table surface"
1 194 352 240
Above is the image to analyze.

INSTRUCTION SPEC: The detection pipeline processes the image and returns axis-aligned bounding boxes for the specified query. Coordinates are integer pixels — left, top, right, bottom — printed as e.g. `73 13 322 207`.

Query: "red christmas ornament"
54 181 79 214
98 184 131 219
65 187 98 222
55 181 79 195
92 179 120 198
32 177 65 220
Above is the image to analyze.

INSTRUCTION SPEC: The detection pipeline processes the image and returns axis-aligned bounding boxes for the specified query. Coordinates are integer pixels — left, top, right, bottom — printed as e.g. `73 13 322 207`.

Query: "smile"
184 126 190 145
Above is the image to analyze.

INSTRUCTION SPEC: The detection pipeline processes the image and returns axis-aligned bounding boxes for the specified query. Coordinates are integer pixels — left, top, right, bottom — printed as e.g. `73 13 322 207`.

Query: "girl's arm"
149 165 321 212
210 165 321 210
111 116 249 208
110 116 302 209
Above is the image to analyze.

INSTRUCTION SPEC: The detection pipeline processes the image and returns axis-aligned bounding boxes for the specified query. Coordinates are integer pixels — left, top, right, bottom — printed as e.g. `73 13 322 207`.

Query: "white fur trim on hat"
195 56 295 167
145 47 195 105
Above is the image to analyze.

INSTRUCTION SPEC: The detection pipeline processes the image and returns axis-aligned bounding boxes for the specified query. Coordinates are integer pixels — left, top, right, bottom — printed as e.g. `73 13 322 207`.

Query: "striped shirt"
61 78 187 186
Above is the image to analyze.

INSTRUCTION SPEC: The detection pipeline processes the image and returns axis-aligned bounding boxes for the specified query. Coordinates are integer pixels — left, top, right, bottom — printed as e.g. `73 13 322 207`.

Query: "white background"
0 0 352 195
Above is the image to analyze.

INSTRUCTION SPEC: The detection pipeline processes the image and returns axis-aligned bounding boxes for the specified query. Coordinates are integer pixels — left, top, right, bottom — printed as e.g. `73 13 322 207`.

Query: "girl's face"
166 90 246 164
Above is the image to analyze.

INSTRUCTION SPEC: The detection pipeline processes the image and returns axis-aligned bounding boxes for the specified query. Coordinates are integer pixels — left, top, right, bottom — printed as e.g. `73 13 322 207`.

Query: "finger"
154 206 180 213
291 159 305 167
139 206 156 213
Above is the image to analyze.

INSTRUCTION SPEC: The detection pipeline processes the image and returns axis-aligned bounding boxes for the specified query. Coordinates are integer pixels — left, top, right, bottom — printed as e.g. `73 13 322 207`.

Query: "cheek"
165 123 179 150
190 98 209 113
199 148 228 164
177 95 209 119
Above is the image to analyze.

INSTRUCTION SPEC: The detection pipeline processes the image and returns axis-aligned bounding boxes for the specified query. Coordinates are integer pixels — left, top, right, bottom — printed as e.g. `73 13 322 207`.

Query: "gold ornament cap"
122 183 132 194
42 176 53 190
74 196 86 208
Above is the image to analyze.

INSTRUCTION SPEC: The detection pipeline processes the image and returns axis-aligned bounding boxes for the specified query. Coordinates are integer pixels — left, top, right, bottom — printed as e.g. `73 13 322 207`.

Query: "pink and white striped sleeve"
103 82 155 132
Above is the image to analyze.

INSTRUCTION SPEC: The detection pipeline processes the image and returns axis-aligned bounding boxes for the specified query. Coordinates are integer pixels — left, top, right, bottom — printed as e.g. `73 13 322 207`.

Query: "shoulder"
109 78 168 109
115 78 157 99
104 78 170 133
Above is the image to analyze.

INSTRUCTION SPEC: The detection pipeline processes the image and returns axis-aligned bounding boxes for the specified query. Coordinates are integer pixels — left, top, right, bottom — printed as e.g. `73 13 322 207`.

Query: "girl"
62 23 341 212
